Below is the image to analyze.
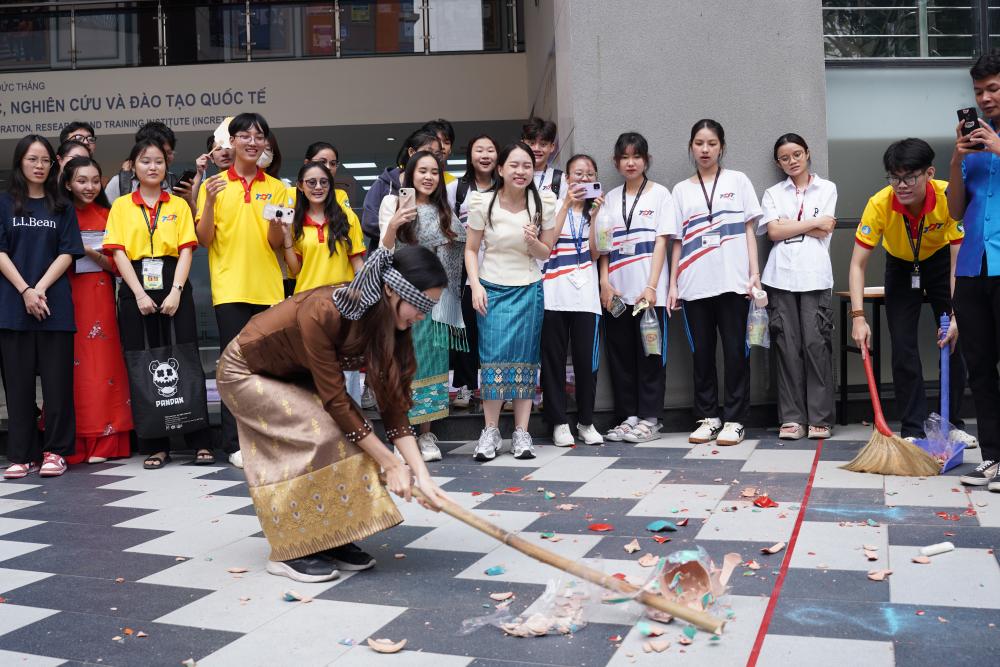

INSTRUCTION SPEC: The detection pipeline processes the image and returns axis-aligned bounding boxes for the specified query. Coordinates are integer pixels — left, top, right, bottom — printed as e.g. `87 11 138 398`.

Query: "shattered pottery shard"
638 553 660 567
753 495 779 508
556 503 578 511
367 638 407 654
866 569 893 581
761 542 786 554
863 549 879 561
644 639 670 653
911 556 932 564
484 566 506 576
490 592 514 601
624 539 641 554
226 567 249 574
646 520 677 532
589 523 615 532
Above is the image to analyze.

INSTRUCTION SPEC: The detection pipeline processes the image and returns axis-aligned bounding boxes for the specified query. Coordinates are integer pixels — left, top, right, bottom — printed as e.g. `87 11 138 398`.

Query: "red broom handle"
861 347 892 436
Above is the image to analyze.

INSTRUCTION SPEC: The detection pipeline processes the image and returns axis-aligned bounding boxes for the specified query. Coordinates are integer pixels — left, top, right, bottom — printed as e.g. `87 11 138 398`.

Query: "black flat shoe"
265 555 340 583
143 453 171 470
320 543 376 571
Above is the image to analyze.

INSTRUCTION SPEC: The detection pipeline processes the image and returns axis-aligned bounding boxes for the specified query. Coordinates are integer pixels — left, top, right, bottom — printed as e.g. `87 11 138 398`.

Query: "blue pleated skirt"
477 279 544 401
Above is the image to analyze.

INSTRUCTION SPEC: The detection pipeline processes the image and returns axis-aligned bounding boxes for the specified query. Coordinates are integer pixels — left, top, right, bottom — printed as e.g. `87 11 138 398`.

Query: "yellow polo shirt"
855 179 963 262
196 167 291 306
103 190 198 260
292 198 365 293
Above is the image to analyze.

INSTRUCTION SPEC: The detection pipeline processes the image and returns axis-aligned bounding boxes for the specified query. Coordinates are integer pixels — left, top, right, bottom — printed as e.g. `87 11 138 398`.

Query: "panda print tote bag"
124 315 209 439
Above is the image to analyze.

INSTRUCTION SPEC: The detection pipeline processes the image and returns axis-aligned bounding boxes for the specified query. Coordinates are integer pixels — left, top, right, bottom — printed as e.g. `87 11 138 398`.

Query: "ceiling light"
342 162 377 169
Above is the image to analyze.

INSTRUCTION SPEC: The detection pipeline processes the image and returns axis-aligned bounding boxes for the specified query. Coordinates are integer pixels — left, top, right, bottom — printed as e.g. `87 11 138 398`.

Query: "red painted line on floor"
745 439 824 667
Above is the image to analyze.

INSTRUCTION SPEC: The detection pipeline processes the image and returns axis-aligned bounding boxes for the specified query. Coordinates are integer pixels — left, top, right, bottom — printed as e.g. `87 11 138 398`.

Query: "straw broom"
410 486 727 635
842 346 940 476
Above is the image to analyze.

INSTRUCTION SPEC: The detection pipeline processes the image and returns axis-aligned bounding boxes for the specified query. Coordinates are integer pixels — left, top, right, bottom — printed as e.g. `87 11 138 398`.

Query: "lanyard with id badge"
905 215 925 290
566 208 588 289
697 169 721 248
784 175 812 245
619 176 648 256
140 202 164 290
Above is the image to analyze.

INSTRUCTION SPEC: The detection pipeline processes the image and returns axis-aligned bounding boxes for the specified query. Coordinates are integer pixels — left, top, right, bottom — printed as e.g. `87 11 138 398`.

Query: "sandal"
779 423 806 440
143 452 171 470
194 449 216 465
623 420 662 443
808 425 832 440
605 420 635 442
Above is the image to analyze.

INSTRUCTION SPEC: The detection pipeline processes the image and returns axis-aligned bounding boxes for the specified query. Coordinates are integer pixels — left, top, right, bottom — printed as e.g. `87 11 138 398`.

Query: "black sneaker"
266 555 340 583
322 543 376 571
959 459 998 486
989 466 1000 493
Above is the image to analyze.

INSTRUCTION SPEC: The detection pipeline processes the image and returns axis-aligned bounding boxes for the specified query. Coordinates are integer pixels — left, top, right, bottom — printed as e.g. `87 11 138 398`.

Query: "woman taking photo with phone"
215 245 450 582
0 135 84 479
758 134 837 440
446 134 499 410
598 132 675 444
542 154 606 447
465 141 558 461
379 151 466 463
103 139 214 469
668 119 763 447
61 156 133 464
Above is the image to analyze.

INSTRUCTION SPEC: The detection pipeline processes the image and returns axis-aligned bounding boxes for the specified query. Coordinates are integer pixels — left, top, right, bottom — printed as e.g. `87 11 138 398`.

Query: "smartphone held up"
957 107 985 150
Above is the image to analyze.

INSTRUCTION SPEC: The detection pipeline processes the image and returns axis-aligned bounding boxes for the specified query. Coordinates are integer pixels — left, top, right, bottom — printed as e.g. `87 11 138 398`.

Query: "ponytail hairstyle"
292 162 350 257
397 150 454 245
394 128 441 169
688 119 726 164
613 132 652 176
60 156 112 209
565 153 599 224
9 134 64 215
341 245 448 413
487 141 543 230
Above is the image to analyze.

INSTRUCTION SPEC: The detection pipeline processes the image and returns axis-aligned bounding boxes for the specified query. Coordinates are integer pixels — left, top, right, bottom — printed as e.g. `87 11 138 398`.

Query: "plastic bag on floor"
922 412 963 467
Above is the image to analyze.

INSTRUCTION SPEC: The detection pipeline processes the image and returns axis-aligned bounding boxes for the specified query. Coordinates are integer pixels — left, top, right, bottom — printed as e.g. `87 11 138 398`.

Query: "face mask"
257 150 273 169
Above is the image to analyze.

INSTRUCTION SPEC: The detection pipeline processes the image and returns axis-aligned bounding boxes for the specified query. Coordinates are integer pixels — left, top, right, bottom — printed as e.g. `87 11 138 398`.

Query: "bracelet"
849 309 866 319
19 285 31 295
644 285 656 291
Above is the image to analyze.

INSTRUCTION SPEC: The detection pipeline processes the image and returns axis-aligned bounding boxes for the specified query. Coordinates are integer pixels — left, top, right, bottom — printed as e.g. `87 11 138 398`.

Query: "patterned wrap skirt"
216 340 403 562
407 316 450 424
477 279 544 401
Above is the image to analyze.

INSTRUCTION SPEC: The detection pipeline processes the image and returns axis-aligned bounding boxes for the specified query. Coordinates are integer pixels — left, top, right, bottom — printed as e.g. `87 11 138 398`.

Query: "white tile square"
391 491 490 529
684 439 759 460
405 509 541 553
138 536 271 591
0 499 42 516
0 568 53 594
114 495 254 531
812 461 884 489
0 518 43 538
606 594 767 666
0 540 48 563
0 484 40 498
695 500 796 543
627 484 729 519
447 441 572 468
888 545 1000 608
529 456 618 482
789 521 888 571
757 635 894 667
125 514 263 558
969 489 1000 528
741 449 816 474
104 482 247 510
570 469 669 499
634 432 698 449
883 475 971 508
824 424 877 441
0 603 58 637
332 648 472 667
0 649 65 666
198 599 404 666
456 533 602 584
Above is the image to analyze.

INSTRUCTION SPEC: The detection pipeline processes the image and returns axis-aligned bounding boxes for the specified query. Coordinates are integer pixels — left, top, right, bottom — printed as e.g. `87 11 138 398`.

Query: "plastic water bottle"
746 304 770 348
640 307 661 356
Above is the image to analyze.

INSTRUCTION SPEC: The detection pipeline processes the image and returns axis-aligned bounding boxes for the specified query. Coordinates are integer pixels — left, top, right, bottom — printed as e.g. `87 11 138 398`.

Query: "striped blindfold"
333 247 438 320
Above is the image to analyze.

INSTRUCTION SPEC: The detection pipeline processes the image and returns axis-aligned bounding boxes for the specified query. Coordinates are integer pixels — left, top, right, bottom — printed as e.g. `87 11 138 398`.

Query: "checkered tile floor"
0 424 996 666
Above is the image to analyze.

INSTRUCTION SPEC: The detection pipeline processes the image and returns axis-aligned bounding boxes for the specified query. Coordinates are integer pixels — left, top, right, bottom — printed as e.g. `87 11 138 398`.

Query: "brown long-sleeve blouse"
237 286 415 443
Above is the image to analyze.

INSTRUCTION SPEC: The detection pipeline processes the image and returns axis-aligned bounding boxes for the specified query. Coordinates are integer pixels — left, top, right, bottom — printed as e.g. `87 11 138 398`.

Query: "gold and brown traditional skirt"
216 340 402 562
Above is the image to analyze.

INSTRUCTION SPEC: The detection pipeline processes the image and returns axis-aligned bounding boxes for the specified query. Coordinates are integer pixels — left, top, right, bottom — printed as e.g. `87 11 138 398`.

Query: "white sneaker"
717 422 745 446
950 429 979 449
577 423 604 445
229 450 244 468
452 387 473 409
511 428 536 459
552 424 575 447
361 385 377 410
474 426 502 462
689 418 722 444
417 432 443 462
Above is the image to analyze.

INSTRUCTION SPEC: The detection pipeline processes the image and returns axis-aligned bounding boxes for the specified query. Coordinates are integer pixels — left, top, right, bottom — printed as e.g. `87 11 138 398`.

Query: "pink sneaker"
4 462 38 480
39 452 67 477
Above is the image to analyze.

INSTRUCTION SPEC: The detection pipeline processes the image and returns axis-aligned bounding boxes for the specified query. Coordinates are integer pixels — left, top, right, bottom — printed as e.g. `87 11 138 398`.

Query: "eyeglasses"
23 156 52 166
777 150 805 164
303 178 330 188
570 171 597 179
314 159 339 168
234 133 265 145
69 134 97 145
886 172 923 187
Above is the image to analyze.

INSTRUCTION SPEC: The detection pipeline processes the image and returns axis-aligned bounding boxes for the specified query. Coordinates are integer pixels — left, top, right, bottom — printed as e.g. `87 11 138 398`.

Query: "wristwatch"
172 283 183 292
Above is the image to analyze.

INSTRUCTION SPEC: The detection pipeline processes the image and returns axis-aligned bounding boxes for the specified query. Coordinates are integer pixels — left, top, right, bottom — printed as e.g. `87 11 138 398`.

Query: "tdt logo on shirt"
160 214 177 222
638 209 654 216
922 222 944 233
254 193 273 201
719 192 736 201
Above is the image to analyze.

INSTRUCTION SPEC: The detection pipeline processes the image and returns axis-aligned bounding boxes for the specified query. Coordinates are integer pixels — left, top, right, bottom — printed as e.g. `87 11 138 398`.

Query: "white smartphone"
575 181 603 199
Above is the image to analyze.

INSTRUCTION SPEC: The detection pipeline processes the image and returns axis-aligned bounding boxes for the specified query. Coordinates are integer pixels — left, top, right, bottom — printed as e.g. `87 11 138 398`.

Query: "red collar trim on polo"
891 181 936 237
130 189 170 208
304 214 326 243
227 166 266 203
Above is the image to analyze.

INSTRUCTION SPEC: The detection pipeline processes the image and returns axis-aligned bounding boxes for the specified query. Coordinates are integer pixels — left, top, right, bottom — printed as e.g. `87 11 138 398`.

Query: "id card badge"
567 269 589 289
702 233 721 248
910 270 921 290
142 258 164 290
783 234 805 245
621 241 637 256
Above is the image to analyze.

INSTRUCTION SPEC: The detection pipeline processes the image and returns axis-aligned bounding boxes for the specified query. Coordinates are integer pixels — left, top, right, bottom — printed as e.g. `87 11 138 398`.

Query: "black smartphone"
957 107 984 150
178 169 197 185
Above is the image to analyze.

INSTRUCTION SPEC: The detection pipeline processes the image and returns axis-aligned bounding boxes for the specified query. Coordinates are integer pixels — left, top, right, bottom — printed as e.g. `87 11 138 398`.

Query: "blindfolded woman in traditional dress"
216 245 451 583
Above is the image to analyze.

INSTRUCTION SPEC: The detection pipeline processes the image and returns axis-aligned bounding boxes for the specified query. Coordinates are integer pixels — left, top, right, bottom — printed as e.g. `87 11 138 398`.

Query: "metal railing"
0 0 524 72
823 0 987 61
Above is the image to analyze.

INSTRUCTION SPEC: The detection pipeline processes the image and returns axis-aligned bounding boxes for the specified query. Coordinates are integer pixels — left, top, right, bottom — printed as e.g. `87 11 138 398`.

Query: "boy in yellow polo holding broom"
847 139 976 457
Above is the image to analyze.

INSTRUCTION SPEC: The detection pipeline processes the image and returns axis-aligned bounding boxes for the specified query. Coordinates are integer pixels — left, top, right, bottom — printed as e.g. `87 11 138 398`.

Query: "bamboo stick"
411 486 726 635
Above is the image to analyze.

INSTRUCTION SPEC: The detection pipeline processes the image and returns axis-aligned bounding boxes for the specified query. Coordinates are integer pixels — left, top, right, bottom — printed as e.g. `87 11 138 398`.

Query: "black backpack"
118 169 178 196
